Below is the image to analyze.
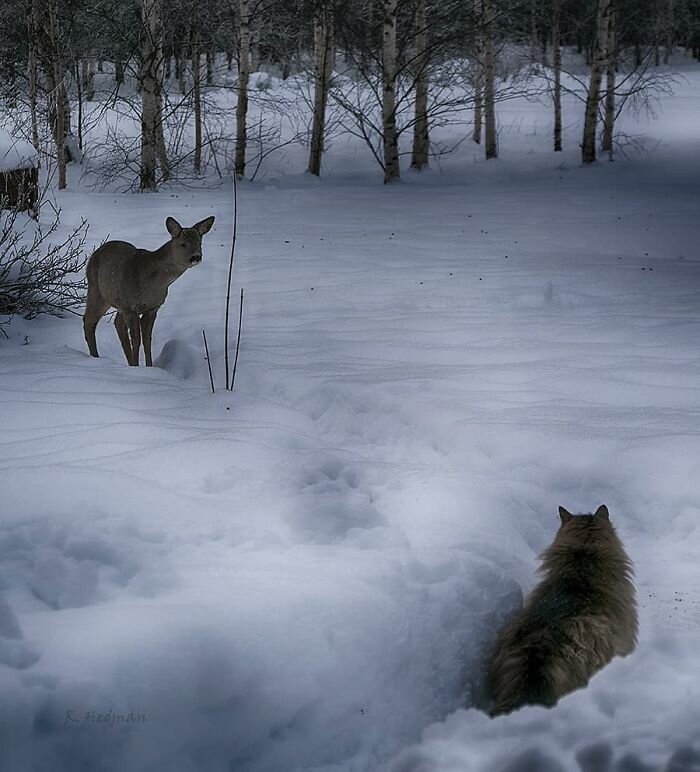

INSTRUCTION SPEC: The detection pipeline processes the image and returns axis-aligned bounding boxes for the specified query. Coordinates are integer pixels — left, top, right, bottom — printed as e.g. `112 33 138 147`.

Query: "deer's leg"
114 312 134 365
140 309 158 367
125 311 141 366
83 290 108 358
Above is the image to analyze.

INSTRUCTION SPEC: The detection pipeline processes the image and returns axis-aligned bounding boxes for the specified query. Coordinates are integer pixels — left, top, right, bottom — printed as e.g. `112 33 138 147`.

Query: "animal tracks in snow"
290 454 386 544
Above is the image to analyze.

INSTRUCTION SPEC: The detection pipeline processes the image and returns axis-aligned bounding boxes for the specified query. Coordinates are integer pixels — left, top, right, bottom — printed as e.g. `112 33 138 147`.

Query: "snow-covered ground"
2 64 700 772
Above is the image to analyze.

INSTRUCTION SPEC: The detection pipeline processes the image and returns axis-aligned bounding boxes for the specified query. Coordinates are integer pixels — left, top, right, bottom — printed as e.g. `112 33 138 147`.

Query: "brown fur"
83 215 215 366
487 505 637 716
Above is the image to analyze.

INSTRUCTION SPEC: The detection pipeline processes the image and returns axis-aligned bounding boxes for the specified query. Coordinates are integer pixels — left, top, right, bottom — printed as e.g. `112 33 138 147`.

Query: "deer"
83 215 215 366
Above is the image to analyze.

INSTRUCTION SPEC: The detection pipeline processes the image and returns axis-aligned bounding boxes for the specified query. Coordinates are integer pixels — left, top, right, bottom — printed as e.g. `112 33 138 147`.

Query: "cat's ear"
594 505 610 520
558 506 573 524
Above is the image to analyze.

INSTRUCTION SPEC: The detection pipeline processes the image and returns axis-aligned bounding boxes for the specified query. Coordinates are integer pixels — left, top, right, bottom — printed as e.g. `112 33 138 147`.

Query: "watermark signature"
64 710 147 728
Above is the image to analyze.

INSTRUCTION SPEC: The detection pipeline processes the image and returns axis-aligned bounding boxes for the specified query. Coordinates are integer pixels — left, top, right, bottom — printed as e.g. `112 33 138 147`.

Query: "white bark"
382 0 400 183
601 9 616 157
553 0 562 151
472 4 483 146
193 0 202 175
482 0 497 160
27 0 40 157
235 0 250 179
48 0 66 189
140 0 161 190
410 0 429 170
308 5 335 176
581 0 613 164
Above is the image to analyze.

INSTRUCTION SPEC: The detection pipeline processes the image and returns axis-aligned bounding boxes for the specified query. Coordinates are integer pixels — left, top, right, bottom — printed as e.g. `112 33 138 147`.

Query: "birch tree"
235 0 251 178
482 0 497 160
382 0 400 183
552 0 562 151
193 0 203 175
140 0 162 190
472 7 483 145
308 3 335 176
27 0 40 156
410 0 429 171
581 0 613 164
601 7 616 157
47 0 67 189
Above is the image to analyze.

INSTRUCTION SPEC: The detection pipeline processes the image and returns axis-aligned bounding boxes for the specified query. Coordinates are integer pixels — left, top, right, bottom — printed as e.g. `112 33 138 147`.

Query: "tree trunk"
308 4 334 176
206 51 214 85
382 0 400 183
235 0 251 178
410 0 429 170
472 0 483 145
82 58 96 101
115 59 124 85
553 0 562 151
178 51 187 94
581 0 612 164
483 0 497 160
27 0 40 157
140 0 161 191
47 0 66 189
75 61 84 150
601 8 616 158
193 2 203 175
155 35 169 181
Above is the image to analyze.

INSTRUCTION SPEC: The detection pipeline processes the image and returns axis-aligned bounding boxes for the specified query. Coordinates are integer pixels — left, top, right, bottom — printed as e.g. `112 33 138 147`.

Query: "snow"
1 62 700 772
0 130 38 172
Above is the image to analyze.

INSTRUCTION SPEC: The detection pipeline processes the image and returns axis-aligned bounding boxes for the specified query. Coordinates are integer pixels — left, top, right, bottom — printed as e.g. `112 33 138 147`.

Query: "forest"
1 1 700 771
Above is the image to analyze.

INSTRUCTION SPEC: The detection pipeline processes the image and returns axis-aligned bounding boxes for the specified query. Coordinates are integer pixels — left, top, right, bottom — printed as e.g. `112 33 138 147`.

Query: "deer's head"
165 216 215 269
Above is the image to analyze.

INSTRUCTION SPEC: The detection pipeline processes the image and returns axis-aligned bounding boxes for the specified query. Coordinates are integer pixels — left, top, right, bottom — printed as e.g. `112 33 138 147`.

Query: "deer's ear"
166 217 182 237
194 216 215 236
558 506 573 524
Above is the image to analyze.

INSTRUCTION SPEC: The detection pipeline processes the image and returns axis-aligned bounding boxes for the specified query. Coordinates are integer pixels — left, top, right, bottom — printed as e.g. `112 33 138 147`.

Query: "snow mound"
0 130 38 172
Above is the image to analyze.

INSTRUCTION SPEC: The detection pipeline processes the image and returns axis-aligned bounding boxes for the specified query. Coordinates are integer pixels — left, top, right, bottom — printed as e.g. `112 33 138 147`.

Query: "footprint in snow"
290 455 385 544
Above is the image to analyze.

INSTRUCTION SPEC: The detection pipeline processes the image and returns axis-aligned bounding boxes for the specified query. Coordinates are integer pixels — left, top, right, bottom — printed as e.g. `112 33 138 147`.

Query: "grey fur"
83 215 215 366
487 504 638 716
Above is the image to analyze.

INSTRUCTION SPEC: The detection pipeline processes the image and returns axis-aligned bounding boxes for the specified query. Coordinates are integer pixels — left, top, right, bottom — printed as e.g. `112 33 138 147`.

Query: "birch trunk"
382 0 400 183
235 0 250 178
472 1 483 145
581 0 613 164
308 5 335 176
27 0 40 156
155 36 169 181
193 5 202 175
601 8 616 157
140 0 161 191
410 0 429 170
178 51 187 94
483 0 497 160
206 51 214 85
76 62 84 150
47 0 66 189
553 0 562 151
82 58 96 101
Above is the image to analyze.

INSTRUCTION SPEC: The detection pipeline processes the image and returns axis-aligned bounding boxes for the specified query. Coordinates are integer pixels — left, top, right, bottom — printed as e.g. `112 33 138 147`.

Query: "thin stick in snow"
230 287 244 392
202 330 215 393
224 170 238 390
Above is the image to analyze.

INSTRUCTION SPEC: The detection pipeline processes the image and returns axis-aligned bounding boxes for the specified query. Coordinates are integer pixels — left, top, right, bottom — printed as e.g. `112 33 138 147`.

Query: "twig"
224 170 238 389
202 329 215 393
230 287 244 392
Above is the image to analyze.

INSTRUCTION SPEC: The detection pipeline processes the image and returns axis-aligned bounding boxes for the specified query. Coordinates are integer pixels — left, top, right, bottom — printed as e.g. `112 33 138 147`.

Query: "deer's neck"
145 241 186 284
